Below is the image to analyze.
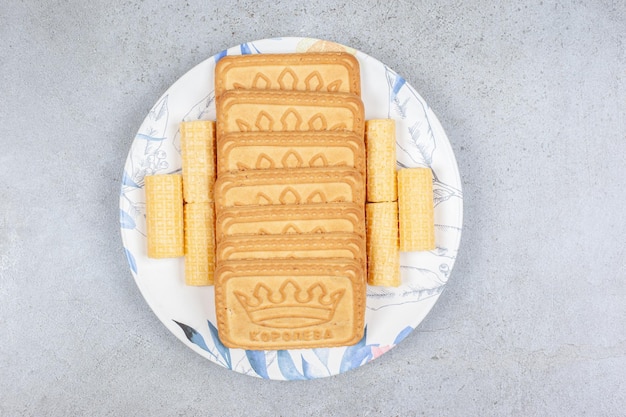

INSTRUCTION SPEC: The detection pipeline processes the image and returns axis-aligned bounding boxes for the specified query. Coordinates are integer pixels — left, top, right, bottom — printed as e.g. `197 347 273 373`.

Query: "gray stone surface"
1 0 625 415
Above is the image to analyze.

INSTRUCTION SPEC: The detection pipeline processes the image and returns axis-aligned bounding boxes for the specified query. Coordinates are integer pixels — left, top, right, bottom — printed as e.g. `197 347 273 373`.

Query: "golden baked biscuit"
215 90 365 138
216 232 365 262
217 131 365 177
213 167 365 210
214 259 366 350
180 120 216 203
214 52 361 98
215 203 365 238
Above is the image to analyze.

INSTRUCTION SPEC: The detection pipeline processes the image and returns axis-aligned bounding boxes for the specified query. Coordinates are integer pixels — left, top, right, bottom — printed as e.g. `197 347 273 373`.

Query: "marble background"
1 0 624 415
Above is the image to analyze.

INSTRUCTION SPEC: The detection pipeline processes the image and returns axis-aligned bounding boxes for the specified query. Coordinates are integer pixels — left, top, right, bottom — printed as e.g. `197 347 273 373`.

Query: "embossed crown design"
235 150 332 171
235 108 348 132
233 68 344 92
234 280 345 329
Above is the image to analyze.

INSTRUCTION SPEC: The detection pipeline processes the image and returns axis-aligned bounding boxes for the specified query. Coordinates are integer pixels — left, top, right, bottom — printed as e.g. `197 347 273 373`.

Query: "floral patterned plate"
119 37 463 380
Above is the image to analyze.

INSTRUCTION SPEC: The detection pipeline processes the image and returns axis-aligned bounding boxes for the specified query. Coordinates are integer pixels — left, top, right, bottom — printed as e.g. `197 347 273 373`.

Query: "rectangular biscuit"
180 120 216 203
366 202 400 287
215 203 365 238
365 119 397 202
183 202 215 286
214 52 361 98
214 258 366 350
215 90 365 138
144 174 184 258
216 232 365 263
216 131 365 177
397 168 436 251
213 167 365 210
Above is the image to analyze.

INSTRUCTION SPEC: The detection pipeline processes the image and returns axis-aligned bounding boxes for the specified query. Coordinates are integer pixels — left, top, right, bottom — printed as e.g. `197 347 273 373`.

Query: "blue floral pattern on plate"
119 37 463 380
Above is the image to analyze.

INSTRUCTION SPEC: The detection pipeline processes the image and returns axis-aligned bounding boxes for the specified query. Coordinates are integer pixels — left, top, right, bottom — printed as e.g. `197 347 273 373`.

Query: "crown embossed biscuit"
214 259 366 350
217 131 365 176
215 203 365 238
216 232 365 262
213 167 365 210
215 90 365 138
366 202 400 287
214 52 361 97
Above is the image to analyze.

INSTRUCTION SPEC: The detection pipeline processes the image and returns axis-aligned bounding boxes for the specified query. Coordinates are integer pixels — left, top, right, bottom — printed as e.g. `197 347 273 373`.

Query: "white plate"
119 37 463 380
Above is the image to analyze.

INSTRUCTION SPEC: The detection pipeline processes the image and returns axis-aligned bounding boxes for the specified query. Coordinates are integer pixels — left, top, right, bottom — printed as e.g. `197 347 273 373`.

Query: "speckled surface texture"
1 0 625 415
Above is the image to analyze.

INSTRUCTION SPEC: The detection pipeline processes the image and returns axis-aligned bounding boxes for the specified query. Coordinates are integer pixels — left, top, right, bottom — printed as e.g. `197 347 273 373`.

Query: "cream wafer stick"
366 202 400 287
184 202 215 286
145 174 184 258
365 119 397 202
180 121 216 203
397 168 435 251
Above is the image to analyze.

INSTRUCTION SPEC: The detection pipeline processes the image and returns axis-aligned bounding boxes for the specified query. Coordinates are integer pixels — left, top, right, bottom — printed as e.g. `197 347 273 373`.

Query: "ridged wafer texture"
215 203 365 238
183 202 215 286
216 131 365 177
366 202 400 287
365 119 397 202
214 258 366 350
180 120 216 203
213 167 365 210
215 90 365 138
145 174 184 258
214 52 361 98
397 168 435 251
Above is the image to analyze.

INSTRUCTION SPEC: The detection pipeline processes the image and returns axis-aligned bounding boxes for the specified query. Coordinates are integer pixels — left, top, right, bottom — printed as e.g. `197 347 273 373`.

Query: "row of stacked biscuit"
142 52 436 351
213 53 367 350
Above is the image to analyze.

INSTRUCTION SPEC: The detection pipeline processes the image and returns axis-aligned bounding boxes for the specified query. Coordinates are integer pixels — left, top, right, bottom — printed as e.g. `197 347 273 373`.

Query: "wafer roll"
180 121 216 203
397 168 435 251
366 202 400 287
184 202 215 286
365 119 397 203
145 174 184 258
